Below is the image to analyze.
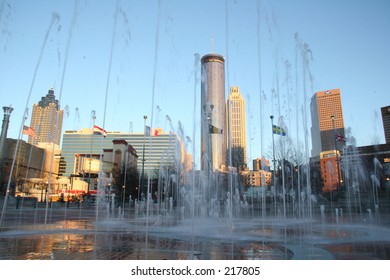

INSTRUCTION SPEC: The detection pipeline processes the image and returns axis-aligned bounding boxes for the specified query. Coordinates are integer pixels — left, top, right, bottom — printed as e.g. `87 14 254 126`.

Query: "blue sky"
0 0 389 169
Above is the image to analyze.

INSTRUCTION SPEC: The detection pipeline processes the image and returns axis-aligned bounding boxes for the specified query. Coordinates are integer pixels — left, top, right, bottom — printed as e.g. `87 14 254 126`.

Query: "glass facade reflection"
201 53 226 171
60 128 183 178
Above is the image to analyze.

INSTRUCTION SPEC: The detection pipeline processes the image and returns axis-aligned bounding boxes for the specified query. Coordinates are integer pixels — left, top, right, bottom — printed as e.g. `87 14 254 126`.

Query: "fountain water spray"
0 12 60 230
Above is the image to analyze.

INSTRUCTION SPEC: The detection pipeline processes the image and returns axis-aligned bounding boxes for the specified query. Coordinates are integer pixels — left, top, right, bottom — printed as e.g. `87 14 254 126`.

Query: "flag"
335 132 346 142
93 125 107 137
209 124 223 134
152 128 162 136
22 125 34 137
272 125 286 136
145 126 151 136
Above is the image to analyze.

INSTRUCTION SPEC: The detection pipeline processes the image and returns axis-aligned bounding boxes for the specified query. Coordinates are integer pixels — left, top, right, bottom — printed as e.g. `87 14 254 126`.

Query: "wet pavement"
1 203 390 260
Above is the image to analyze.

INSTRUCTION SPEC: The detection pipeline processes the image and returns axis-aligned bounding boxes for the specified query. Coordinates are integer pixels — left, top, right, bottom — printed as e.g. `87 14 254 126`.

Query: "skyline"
0 0 389 169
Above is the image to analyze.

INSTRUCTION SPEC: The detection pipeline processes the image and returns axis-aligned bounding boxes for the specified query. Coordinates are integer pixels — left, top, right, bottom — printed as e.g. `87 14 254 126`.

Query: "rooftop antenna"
211 33 215 53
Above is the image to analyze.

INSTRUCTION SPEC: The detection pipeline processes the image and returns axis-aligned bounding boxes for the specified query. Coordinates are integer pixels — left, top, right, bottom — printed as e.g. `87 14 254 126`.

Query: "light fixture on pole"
331 115 341 193
122 142 128 211
0 106 13 196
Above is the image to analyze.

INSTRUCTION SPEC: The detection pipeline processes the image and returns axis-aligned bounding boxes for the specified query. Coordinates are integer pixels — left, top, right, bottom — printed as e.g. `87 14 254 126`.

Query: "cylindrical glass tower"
201 53 226 171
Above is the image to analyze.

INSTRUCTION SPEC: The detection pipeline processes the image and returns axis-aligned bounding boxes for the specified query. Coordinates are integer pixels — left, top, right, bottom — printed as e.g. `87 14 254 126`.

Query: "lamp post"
122 142 128 211
0 106 13 191
0 106 13 161
331 115 341 194
139 115 147 201
40 179 44 203
270 115 277 215
88 110 96 195
330 115 342 223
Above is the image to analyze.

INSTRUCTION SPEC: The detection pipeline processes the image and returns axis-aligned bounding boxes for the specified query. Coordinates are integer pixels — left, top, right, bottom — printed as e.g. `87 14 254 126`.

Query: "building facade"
319 150 342 192
310 88 345 157
0 139 62 200
60 128 190 179
226 86 247 169
342 143 390 199
253 158 271 172
29 88 64 146
310 88 345 193
239 158 272 188
381 105 390 144
201 53 226 172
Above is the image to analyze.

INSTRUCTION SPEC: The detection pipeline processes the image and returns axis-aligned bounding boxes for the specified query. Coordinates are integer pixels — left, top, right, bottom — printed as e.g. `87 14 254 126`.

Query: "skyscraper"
381 105 390 144
310 88 345 157
201 53 226 171
29 88 64 146
311 88 345 193
226 86 247 168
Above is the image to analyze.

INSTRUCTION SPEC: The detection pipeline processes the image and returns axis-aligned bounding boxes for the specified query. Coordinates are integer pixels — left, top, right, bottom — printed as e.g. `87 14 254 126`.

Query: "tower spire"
211 33 214 53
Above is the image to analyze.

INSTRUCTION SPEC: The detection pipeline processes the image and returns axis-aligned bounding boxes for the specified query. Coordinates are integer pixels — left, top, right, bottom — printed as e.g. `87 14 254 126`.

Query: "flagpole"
270 115 277 216
88 110 96 195
203 104 214 172
24 116 35 198
139 115 147 201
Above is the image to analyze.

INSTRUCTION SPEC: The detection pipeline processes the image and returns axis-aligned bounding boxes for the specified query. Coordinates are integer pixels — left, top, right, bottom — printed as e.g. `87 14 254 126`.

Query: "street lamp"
122 185 126 211
331 115 341 193
0 106 13 189
330 115 342 224
122 142 128 211
0 106 13 161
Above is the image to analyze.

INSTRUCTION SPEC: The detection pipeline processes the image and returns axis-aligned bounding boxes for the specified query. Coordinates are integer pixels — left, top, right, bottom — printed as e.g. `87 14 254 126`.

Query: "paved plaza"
1 200 390 260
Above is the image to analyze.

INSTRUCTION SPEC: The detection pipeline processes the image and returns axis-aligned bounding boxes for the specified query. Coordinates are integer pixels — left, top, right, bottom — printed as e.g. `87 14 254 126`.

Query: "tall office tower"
381 105 390 144
226 86 247 168
201 53 226 172
29 88 64 146
310 88 345 157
